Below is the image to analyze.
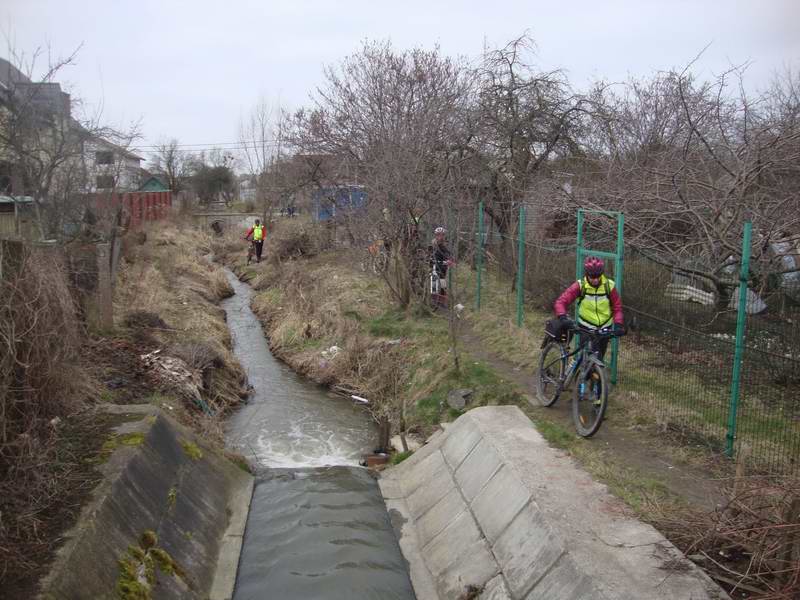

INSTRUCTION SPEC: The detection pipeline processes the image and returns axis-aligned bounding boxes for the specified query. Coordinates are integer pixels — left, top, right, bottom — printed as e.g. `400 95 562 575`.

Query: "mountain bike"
536 320 622 437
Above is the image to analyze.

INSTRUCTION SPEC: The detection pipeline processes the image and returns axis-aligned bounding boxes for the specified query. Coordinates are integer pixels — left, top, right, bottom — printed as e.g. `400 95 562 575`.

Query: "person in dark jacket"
429 226 454 306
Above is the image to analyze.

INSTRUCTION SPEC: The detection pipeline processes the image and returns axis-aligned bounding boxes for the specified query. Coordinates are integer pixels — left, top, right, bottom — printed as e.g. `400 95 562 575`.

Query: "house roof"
0 195 34 204
0 57 31 87
138 176 169 192
0 57 71 116
91 136 145 162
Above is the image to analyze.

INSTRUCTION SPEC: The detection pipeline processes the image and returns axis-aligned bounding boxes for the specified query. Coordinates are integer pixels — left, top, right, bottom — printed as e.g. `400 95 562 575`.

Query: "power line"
130 139 283 151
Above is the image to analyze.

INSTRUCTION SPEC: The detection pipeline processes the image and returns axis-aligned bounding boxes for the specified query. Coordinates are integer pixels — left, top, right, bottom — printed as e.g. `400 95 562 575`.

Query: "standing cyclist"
245 218 266 263
430 226 454 307
553 256 625 361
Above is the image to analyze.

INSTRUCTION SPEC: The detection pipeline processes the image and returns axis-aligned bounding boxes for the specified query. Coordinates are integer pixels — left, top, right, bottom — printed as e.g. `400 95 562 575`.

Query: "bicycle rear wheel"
572 363 608 437
536 341 566 407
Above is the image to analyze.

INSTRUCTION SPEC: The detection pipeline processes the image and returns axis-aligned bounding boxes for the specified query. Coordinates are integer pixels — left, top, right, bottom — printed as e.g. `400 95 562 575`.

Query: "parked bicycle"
536 319 623 437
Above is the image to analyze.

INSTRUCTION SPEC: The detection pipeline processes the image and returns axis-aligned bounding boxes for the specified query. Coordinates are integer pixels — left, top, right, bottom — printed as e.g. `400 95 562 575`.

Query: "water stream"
221 269 415 600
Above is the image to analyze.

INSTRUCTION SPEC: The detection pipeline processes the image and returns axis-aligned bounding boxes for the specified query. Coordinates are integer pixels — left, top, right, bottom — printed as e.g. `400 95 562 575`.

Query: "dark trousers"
254 240 263 262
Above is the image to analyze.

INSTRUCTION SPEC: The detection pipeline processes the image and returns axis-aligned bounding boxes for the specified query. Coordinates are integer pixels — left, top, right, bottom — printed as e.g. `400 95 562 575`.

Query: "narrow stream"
221 269 415 600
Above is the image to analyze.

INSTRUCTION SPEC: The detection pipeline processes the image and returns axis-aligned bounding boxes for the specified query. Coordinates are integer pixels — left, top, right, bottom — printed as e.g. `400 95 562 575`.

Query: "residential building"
83 137 144 193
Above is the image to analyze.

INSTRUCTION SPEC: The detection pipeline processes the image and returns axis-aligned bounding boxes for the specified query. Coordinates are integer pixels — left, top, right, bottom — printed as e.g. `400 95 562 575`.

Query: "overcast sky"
3 0 799 164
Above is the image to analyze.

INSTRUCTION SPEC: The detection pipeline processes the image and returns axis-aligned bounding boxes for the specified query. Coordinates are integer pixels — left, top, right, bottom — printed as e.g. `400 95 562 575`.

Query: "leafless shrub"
123 310 170 330
0 242 87 589
208 268 234 300
0 244 83 442
169 341 224 372
656 475 800 599
266 219 322 261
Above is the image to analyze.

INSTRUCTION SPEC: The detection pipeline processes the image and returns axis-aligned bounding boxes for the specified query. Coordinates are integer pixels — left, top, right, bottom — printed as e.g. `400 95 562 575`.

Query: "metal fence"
449 202 800 476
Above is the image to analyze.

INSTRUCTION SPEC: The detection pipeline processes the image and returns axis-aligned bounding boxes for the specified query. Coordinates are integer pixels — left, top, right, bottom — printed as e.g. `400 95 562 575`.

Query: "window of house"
96 175 115 189
96 151 114 165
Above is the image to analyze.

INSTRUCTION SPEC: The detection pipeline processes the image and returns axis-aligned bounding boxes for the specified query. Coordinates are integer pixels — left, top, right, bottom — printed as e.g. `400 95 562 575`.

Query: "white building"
83 138 144 193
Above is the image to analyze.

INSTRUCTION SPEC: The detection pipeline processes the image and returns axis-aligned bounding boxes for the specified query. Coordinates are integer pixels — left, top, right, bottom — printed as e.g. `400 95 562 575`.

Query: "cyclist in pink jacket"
554 256 625 361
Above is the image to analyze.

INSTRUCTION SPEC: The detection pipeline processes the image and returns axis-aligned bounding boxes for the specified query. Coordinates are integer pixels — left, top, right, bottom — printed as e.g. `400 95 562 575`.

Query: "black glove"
612 323 627 337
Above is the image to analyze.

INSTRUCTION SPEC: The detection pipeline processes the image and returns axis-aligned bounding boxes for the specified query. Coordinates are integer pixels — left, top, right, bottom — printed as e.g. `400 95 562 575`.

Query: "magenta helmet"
584 256 605 277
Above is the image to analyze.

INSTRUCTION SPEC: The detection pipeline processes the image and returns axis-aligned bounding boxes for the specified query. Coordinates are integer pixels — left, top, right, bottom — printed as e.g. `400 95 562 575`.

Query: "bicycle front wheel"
536 341 566 407
572 363 608 437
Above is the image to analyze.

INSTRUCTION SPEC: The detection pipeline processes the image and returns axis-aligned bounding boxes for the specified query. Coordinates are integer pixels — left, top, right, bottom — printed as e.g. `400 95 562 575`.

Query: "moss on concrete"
180 439 203 461
116 530 187 600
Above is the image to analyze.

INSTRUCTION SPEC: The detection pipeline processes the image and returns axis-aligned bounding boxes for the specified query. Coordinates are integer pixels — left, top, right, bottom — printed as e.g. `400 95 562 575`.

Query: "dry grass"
0 242 104 592
653 473 800 599
115 223 246 418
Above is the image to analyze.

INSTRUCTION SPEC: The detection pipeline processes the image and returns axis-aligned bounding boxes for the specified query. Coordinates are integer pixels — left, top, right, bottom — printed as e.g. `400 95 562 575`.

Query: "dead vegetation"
114 222 247 439
0 242 98 592
654 473 800 599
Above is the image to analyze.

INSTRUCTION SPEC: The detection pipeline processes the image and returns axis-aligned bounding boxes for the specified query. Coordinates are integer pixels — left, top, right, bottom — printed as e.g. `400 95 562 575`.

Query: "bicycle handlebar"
563 321 625 339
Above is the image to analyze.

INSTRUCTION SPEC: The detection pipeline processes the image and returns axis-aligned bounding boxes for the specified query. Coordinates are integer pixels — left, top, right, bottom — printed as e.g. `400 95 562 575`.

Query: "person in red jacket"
554 256 625 361
244 219 266 263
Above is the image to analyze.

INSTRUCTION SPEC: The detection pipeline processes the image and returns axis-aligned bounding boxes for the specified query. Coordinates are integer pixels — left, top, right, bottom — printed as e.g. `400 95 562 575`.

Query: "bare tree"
570 65 800 303
238 97 288 221
290 40 475 309
149 138 189 193
471 35 588 272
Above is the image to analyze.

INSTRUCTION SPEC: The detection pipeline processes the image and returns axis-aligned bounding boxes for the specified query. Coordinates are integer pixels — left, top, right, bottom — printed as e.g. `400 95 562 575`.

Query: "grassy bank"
1 220 249 596
113 222 247 434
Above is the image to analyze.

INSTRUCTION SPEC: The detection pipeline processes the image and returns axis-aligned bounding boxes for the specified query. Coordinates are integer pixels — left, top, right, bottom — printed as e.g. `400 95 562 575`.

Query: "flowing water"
221 269 415 600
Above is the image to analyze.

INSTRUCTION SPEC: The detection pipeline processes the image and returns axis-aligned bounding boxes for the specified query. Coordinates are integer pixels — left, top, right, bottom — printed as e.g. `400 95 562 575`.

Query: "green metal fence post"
516 204 526 326
447 204 454 296
576 209 585 278
726 221 752 458
610 213 624 384
476 201 484 311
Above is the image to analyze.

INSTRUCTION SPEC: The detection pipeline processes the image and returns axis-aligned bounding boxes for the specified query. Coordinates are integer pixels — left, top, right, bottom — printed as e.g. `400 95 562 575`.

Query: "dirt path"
457 323 726 511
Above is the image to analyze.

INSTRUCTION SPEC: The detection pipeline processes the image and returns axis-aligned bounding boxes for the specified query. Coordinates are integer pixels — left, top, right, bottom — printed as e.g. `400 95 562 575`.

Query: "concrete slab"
421 509 485 577
523 554 608 600
416 486 469 547
434 538 498 600
407 470 457 519
442 418 483 470
379 477 405 500
209 477 254 600
454 437 502 503
491 502 564 598
383 494 440 600
400 449 447 496
480 575 513 600
39 406 254 600
470 465 531 544
379 406 729 600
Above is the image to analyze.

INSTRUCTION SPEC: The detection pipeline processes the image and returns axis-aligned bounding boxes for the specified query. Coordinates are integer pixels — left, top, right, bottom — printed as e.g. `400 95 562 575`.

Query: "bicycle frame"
430 263 442 295
553 327 612 390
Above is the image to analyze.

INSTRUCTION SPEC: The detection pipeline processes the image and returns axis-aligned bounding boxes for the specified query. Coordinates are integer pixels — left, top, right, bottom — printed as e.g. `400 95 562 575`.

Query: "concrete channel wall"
38 404 253 600
379 406 729 600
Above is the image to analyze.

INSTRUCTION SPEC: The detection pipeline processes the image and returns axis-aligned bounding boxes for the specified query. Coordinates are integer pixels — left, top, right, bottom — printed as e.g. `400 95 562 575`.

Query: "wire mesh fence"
448 201 800 476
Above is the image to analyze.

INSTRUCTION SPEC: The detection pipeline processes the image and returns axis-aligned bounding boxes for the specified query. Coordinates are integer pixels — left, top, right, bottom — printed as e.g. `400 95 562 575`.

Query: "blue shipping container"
311 186 367 221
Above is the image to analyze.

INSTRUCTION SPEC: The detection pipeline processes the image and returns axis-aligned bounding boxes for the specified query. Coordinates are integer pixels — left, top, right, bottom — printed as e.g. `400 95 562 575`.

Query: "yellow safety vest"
253 224 264 241
577 275 615 327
